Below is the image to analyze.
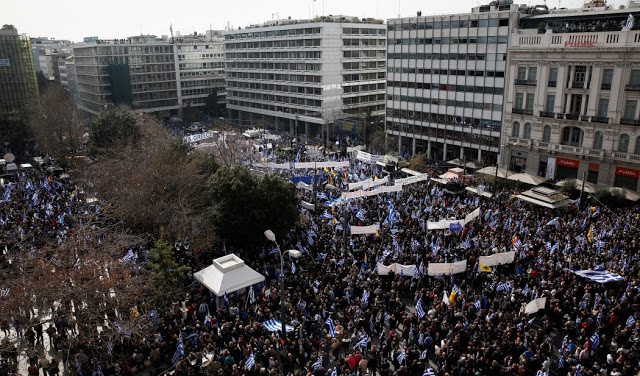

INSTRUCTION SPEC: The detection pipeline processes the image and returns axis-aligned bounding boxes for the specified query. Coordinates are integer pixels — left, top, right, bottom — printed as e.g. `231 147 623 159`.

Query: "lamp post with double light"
264 229 301 374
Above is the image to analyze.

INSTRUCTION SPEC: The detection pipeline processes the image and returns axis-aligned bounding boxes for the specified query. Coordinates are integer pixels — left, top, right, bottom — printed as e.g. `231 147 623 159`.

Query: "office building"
58 55 79 101
224 16 386 139
0 25 38 121
385 2 520 163
73 33 226 117
503 6 640 190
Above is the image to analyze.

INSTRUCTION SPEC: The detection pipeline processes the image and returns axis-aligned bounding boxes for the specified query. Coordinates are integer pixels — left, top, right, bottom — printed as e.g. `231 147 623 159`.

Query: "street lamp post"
264 230 301 375
325 184 348 258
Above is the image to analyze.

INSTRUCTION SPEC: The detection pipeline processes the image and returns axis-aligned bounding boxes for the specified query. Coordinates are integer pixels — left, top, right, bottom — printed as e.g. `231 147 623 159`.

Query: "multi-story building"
224 16 386 138
73 33 226 117
175 31 226 109
0 25 38 122
503 7 640 190
385 2 520 163
58 55 79 101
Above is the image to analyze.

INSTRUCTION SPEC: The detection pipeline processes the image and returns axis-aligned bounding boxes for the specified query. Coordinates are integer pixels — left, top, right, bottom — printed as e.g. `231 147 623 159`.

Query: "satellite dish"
3 153 15 163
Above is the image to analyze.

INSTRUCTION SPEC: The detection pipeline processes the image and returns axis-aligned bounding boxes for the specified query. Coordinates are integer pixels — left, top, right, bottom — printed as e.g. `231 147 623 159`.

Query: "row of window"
388 94 503 112
386 108 502 129
387 67 505 77
178 62 224 70
386 121 501 147
177 53 224 60
388 18 509 31
227 72 322 83
388 52 507 61
225 51 322 60
228 90 322 107
344 83 385 93
226 39 322 50
512 122 640 154
343 94 385 105
179 70 224 78
388 36 508 45
344 72 385 82
180 78 225 88
225 28 322 40
344 61 386 70
343 39 386 47
343 28 386 35
225 62 322 71
227 99 322 117
387 81 505 95
226 80 323 96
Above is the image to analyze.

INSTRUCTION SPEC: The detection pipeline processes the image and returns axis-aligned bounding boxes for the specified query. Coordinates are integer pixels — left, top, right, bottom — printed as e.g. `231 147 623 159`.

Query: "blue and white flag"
558 355 565 369
262 319 295 332
331 368 337 376
326 317 337 337
475 300 481 311
245 354 255 370
546 217 559 227
496 281 512 292
536 371 548 376
356 209 367 222
312 356 323 370
122 249 135 264
387 200 396 227
361 290 370 305
354 334 369 349
415 301 426 318
627 315 636 327
396 351 406 364
291 262 297 274
626 13 635 29
590 332 600 350
172 335 184 365
421 350 427 359
249 287 256 304
423 368 436 376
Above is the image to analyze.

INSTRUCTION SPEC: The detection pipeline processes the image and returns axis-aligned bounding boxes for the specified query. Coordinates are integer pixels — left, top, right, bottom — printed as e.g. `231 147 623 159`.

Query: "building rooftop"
241 15 384 30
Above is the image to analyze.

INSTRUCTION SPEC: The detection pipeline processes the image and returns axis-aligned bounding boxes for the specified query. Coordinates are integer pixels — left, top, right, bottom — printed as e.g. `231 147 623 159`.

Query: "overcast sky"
4 0 626 42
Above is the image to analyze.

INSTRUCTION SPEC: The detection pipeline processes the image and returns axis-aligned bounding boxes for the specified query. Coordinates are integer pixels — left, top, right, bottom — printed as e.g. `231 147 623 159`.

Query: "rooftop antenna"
170 23 174 43
398 0 401 17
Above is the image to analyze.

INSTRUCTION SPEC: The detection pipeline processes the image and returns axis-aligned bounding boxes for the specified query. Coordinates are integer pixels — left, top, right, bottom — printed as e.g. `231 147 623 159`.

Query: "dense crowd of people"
1 141 639 376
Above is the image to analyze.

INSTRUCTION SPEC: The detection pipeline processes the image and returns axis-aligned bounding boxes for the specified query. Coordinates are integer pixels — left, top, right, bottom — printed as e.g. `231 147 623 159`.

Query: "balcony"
548 81 557 87
564 113 579 121
571 81 585 89
513 108 533 115
540 111 555 118
585 148 604 159
611 151 640 164
515 79 537 86
591 116 609 124
552 144 584 155
621 118 640 126
507 137 531 147
601 83 611 90
625 84 640 91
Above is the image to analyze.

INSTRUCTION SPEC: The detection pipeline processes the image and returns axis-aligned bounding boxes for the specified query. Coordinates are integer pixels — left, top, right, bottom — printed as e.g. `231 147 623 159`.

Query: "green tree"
558 178 578 195
145 239 191 306
2 111 31 158
592 187 627 208
408 153 430 172
204 89 226 117
206 166 299 247
87 106 140 157
370 128 397 154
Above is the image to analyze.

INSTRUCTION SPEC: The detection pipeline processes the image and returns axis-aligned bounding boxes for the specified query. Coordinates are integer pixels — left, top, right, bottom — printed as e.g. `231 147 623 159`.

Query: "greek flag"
172 335 184 365
423 368 436 376
356 209 367 221
387 200 396 227
354 334 369 349
312 356 323 370
475 300 481 310
453 285 461 296
397 351 406 364
523 284 530 296
421 350 427 359
245 354 255 370
307 232 314 245
546 217 559 227
415 301 426 318
626 13 635 29
536 371 548 376
317 192 328 200
627 315 636 327
0 288 10 297
558 355 565 369
578 300 587 310
291 262 297 274
496 281 511 292
596 311 602 327
590 332 600 350
122 249 135 264
249 287 256 304
326 317 337 337
322 211 334 220
2 187 10 201
361 290 370 305
204 312 212 327
262 319 295 332
331 368 337 376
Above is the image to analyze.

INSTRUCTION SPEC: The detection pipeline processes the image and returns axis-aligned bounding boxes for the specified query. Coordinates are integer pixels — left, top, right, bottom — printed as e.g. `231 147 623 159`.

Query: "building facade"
385 3 519 163
73 33 226 117
58 55 79 101
224 16 386 139
503 8 640 190
0 26 38 122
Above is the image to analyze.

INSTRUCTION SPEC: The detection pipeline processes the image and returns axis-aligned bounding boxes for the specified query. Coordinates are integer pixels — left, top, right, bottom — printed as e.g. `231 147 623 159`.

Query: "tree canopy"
87 106 140 157
206 166 299 247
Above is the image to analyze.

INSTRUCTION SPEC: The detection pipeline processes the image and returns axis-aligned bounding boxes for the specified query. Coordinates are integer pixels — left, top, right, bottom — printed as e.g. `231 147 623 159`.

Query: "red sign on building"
557 158 579 168
615 167 640 179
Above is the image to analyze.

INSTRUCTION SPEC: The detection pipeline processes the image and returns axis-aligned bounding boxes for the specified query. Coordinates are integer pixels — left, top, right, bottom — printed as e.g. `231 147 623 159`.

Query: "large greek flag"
572 269 625 283
262 319 295 332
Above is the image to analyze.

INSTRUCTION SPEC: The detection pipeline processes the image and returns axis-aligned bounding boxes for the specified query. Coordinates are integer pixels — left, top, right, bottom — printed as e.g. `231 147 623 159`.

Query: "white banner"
342 184 402 200
427 219 460 230
317 161 350 169
376 262 394 275
0 59 10 67
546 158 556 180
392 263 416 276
395 174 430 186
350 224 379 235
294 162 316 169
252 161 349 170
296 181 313 191
478 251 515 267
300 201 315 211
355 150 383 164
348 176 389 191
183 131 215 144
524 297 546 314
427 260 467 276
464 208 481 224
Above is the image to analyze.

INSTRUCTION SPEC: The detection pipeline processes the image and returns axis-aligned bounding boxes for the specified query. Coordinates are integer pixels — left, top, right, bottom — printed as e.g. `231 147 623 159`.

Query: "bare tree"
28 85 85 163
